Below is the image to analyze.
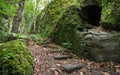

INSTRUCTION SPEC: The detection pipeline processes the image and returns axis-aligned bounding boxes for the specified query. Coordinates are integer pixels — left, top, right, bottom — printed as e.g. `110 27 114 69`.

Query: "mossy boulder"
36 0 120 62
36 0 102 56
36 0 99 56
80 29 120 62
101 0 120 30
0 40 33 75
36 0 81 38
53 6 85 55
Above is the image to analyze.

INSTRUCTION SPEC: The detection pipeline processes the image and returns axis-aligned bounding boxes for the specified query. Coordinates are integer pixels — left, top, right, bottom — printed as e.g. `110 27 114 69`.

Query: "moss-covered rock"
53 6 84 55
101 0 120 30
79 28 120 62
36 0 81 38
36 0 120 62
36 0 101 38
36 0 101 56
0 40 33 75
36 0 86 56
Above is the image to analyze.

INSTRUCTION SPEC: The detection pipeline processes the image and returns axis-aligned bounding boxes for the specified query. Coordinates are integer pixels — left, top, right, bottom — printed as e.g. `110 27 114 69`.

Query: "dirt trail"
28 41 120 75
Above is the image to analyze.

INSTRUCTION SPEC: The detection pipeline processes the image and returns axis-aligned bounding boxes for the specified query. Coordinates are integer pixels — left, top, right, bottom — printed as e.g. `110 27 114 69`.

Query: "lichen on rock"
0 40 33 75
80 28 120 62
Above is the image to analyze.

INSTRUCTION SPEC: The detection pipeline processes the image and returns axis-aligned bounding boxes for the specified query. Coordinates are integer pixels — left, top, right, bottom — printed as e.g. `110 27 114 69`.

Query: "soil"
28 40 120 75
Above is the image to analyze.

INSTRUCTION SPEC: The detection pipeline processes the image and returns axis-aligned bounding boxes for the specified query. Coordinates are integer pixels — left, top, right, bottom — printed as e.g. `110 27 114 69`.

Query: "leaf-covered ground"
28 39 120 75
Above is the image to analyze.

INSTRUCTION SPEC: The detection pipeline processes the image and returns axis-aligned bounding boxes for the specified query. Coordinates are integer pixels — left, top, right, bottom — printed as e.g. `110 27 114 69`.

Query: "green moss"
0 40 33 75
53 6 84 55
0 32 13 43
82 0 101 6
101 0 120 30
36 0 80 38
36 0 94 56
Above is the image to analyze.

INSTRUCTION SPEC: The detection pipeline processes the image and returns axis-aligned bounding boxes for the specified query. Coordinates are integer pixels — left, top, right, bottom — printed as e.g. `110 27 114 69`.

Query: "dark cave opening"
79 5 102 26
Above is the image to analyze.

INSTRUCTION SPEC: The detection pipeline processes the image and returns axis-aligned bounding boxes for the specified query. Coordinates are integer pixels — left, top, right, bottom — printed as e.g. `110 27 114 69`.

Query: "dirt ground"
28 40 120 75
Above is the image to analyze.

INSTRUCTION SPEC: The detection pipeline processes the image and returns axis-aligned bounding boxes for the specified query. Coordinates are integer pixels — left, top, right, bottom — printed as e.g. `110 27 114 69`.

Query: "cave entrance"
79 5 102 26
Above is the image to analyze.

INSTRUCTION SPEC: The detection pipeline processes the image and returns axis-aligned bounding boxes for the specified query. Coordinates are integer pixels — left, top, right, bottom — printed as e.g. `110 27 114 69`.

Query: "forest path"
28 40 119 75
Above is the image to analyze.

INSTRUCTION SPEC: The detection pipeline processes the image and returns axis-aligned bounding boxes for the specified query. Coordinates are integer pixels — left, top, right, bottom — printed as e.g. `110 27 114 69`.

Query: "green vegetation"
36 0 80 38
36 0 120 57
0 0 120 74
0 0 51 74
101 0 120 30
0 32 12 43
0 40 33 75
53 6 84 56
36 0 86 56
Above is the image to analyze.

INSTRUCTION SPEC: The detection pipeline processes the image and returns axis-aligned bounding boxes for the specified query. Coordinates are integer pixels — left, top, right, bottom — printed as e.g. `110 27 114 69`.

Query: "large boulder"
36 0 100 37
79 28 120 62
0 40 33 75
36 0 100 55
36 0 85 55
53 6 84 55
36 0 77 38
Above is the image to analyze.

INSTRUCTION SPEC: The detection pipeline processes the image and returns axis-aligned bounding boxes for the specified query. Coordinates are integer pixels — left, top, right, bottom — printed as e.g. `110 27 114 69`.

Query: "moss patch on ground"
0 40 33 75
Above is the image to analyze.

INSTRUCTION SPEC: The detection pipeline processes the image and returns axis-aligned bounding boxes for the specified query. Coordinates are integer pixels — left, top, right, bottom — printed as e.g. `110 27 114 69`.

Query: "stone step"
53 55 72 60
49 50 63 53
61 63 86 73
43 45 56 48
91 70 110 75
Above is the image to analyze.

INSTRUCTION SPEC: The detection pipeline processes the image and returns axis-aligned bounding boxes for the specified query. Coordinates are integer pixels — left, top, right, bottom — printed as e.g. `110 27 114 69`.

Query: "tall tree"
12 0 25 33
33 0 39 33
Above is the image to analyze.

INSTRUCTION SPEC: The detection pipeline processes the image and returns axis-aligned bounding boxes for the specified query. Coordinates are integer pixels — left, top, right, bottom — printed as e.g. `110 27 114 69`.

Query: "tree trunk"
12 0 25 33
33 0 38 33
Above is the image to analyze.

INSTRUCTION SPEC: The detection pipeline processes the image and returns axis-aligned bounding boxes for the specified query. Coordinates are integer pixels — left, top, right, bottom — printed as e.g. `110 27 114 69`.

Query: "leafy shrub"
0 32 13 43
0 40 33 75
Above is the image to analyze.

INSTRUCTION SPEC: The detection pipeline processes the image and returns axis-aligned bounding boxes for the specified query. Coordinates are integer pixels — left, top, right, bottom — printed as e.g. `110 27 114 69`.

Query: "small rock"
49 50 62 53
53 55 72 60
103 72 110 75
80 72 84 75
91 70 110 75
61 63 86 73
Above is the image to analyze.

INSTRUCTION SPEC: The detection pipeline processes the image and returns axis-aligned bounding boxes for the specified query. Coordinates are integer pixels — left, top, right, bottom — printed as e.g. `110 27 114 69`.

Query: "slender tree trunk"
33 0 38 33
12 0 25 33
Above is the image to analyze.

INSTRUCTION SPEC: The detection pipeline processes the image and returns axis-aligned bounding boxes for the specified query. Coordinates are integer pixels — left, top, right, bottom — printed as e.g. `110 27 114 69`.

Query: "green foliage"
28 34 44 42
62 42 72 53
13 33 44 43
100 0 120 30
101 0 120 24
0 40 33 75
53 5 84 56
0 0 19 17
36 0 80 38
36 0 85 56
0 18 13 33
20 0 35 34
0 32 13 43
0 0 19 35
